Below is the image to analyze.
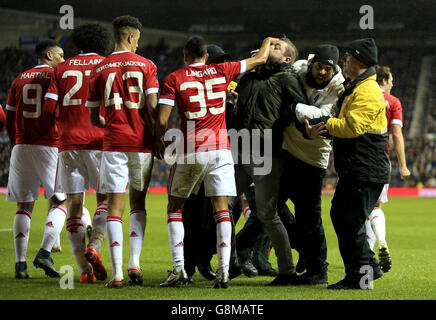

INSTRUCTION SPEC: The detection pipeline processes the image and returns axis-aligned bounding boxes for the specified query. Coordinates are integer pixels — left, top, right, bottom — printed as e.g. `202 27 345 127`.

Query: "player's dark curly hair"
34 39 59 60
72 23 112 56
184 36 207 59
112 15 142 43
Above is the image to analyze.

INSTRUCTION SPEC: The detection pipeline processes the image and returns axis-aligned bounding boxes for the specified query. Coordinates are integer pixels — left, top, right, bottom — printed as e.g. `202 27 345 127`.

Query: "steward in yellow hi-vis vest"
306 38 390 290
308 62 390 182
327 71 390 183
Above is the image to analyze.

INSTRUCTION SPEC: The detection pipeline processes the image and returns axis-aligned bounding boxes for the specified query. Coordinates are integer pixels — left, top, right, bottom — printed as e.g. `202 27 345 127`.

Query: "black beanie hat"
311 44 339 67
207 44 231 63
345 38 378 67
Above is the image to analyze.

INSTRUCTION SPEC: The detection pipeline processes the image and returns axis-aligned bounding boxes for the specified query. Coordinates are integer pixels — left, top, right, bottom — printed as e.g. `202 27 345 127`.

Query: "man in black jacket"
231 37 308 286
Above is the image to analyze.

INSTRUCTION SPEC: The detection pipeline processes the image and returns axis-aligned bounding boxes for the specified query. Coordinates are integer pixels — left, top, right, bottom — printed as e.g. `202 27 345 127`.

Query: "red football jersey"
159 61 245 152
383 90 403 158
86 50 159 152
45 53 105 152
384 91 403 132
6 65 58 147
0 104 5 131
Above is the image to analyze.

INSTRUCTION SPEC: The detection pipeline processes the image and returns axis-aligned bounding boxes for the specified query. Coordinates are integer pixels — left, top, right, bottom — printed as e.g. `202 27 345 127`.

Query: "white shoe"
160 268 188 287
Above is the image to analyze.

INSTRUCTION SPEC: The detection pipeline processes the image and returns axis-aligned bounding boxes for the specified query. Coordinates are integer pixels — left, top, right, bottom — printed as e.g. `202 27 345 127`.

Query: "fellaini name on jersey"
96 61 147 73
20 71 50 80
186 67 217 78
69 58 103 66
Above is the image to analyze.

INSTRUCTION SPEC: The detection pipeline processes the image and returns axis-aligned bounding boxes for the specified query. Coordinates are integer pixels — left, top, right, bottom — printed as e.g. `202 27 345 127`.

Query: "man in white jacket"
279 44 345 285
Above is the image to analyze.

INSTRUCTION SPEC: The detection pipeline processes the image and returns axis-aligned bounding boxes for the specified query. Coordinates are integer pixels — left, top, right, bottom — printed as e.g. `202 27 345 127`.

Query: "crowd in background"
0 41 435 188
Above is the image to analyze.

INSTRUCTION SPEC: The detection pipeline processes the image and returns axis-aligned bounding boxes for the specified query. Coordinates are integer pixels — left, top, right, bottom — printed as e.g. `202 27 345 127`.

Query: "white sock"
89 203 108 252
40 205 67 252
66 217 89 273
167 211 184 271
53 233 61 249
13 210 32 262
107 216 123 280
214 210 232 274
128 209 147 269
365 216 376 250
81 207 92 228
370 207 387 245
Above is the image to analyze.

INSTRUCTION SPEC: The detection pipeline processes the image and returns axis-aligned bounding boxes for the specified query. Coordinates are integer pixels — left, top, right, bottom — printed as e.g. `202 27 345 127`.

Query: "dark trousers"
183 184 239 277
278 152 328 274
232 156 295 275
330 177 383 279
236 186 273 271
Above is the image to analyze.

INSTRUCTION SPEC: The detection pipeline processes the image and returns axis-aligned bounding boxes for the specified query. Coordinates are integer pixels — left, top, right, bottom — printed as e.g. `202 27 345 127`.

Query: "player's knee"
17 202 34 213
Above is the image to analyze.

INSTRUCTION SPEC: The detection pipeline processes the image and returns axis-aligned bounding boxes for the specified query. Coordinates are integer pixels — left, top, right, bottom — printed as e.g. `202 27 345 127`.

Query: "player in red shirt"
365 65 411 273
154 36 276 288
86 16 159 288
44 23 112 284
5 40 66 279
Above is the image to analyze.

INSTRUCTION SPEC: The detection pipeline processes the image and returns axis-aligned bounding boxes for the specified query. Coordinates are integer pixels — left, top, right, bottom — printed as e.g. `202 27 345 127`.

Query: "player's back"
48 53 105 152
88 50 158 152
6 65 58 147
161 62 243 151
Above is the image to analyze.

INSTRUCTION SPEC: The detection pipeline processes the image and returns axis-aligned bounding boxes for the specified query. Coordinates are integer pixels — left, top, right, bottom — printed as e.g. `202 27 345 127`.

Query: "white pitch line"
0 228 12 232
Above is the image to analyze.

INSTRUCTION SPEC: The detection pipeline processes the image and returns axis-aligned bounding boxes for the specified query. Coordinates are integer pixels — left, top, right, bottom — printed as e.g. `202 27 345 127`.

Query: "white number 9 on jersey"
180 77 226 119
22 83 42 118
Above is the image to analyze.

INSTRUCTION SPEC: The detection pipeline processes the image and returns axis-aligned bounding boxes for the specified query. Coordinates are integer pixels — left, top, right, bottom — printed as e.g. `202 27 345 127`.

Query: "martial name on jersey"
20 71 51 79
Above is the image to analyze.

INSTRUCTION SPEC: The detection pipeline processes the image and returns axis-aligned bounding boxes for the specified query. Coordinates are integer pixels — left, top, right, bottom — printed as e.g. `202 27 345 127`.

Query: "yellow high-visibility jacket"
327 74 387 137
326 72 390 183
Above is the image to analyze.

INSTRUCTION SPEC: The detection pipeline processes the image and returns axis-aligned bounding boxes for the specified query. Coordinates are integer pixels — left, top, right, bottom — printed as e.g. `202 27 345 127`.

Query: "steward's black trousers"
330 177 383 280
278 152 328 274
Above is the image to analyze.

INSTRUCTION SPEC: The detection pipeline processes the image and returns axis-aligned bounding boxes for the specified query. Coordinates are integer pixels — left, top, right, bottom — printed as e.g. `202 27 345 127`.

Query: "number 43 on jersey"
105 71 145 110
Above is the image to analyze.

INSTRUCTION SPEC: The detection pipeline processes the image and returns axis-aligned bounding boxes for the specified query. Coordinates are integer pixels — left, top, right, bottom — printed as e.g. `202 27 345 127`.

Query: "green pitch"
0 194 435 300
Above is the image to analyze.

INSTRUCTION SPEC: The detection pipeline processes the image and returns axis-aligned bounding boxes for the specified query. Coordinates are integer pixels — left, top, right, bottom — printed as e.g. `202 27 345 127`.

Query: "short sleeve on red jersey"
45 71 59 102
384 92 403 129
144 62 159 95
158 73 177 106
213 61 244 82
86 71 102 108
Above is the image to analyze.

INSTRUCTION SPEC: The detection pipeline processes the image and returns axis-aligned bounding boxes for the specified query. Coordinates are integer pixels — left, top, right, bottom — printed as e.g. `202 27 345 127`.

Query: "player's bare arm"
153 104 172 160
244 37 278 71
89 106 105 128
146 93 158 121
391 123 411 179
5 110 16 146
